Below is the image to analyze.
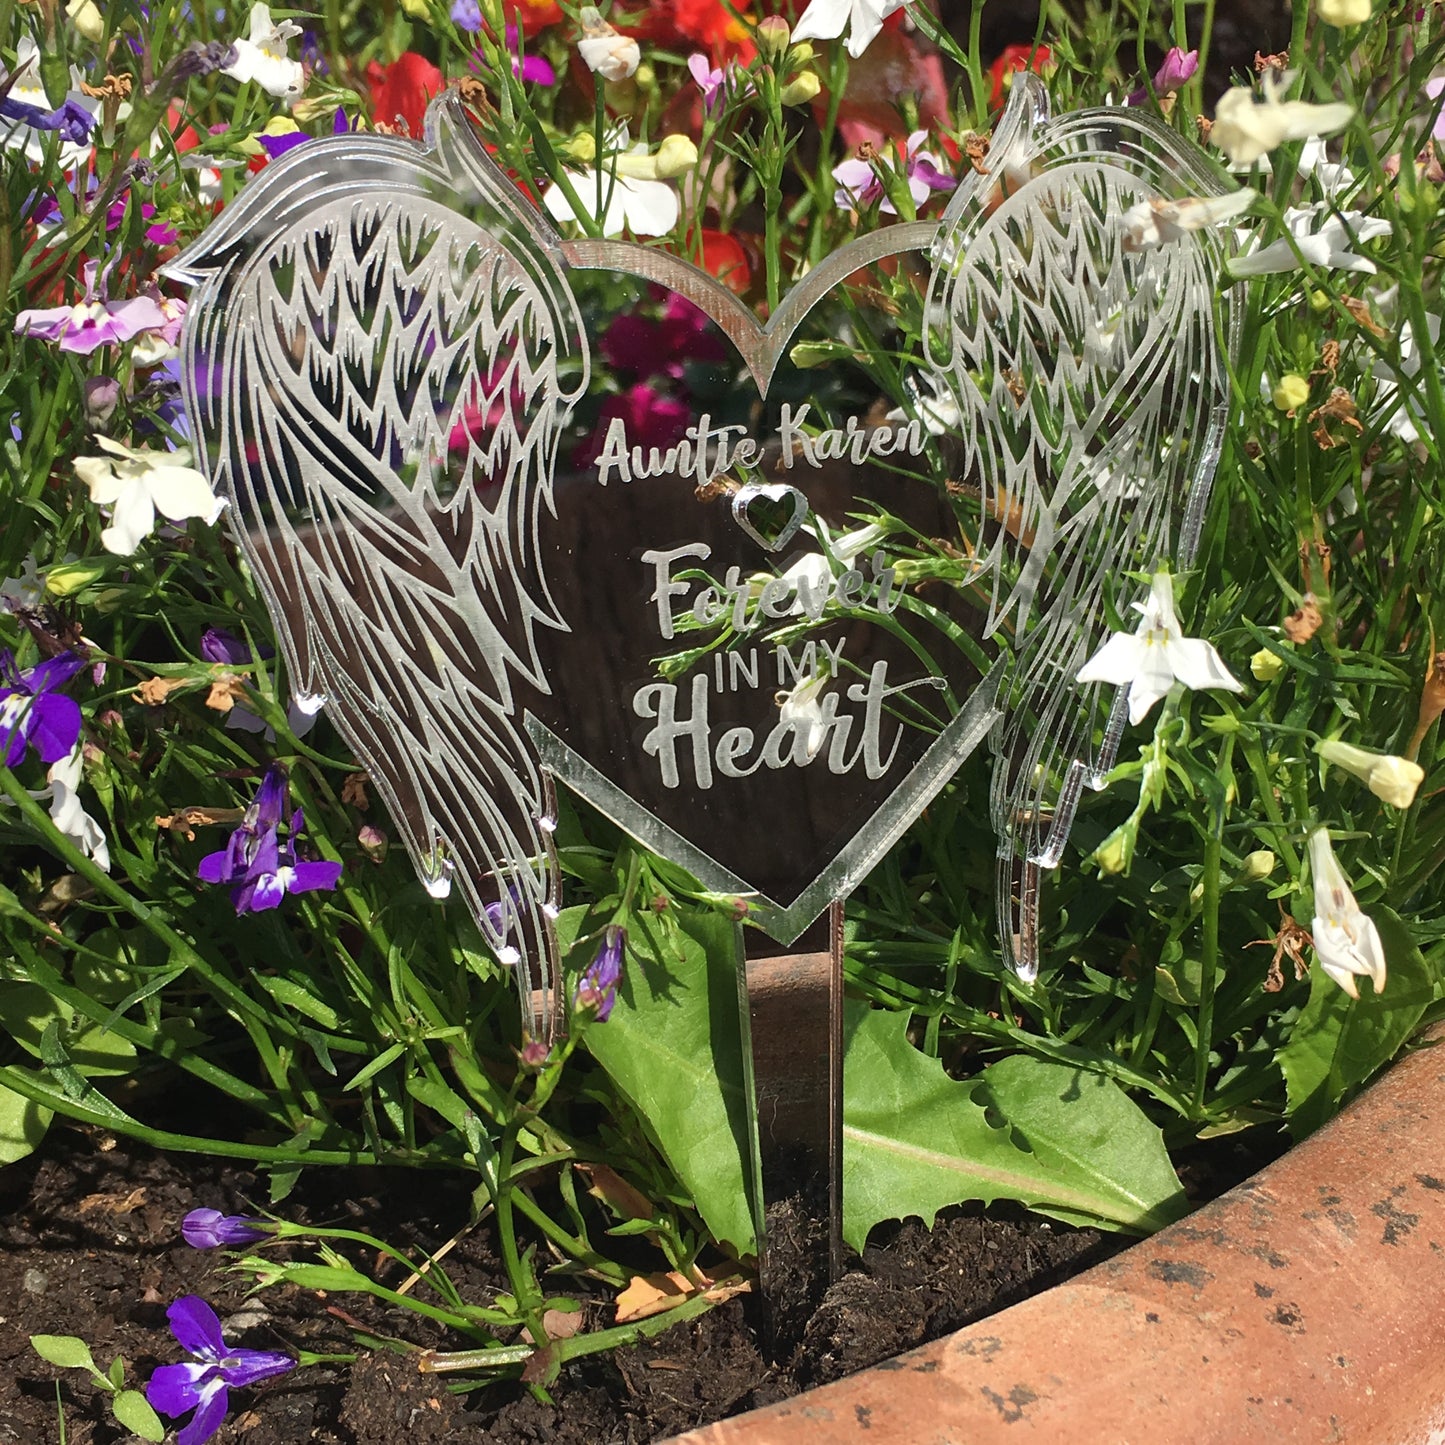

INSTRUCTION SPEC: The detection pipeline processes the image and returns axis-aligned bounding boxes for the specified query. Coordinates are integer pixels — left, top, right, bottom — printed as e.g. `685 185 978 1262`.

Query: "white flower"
577 8 640 82
887 375 961 435
792 0 906 59
1316 739 1425 808
1120 188 1257 251
45 746 110 871
1209 70 1353 168
542 138 683 236
0 554 47 613
223 3 305 101
777 673 830 759
1 37 101 168
1296 137 1355 199
1227 202 1391 277
1308 827 1386 999
1372 311 1439 444
1075 568 1243 725
73 438 222 555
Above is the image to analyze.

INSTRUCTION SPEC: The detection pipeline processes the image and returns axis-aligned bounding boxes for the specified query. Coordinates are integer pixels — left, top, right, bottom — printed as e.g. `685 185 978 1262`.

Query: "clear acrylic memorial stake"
165 76 1238 1332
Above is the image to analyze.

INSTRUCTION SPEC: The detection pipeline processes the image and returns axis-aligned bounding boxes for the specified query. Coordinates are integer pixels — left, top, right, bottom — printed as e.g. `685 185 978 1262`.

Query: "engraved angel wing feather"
925 92 1235 977
169 97 588 1036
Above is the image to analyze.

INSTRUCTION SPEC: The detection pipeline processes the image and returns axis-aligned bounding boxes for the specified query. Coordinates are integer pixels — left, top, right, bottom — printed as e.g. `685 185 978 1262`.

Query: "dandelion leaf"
842 1003 1187 1252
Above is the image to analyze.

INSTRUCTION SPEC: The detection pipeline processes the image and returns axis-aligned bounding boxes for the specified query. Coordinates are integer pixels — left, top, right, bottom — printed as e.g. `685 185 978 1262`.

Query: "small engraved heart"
731 482 808 553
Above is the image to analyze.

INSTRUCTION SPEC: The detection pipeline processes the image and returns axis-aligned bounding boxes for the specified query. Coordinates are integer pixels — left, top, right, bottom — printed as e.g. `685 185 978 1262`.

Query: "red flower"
988 43 1052 112
505 0 563 30
697 229 751 295
366 52 445 137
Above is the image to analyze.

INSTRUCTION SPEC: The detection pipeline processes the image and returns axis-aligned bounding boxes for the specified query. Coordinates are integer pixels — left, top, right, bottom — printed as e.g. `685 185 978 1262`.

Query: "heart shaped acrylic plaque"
167 79 1238 1035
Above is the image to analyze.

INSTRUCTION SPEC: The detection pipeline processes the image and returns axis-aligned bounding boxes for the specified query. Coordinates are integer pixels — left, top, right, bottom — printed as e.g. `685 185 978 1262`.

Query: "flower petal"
1075 630 1146 688
287 859 343 895
220 1348 297 1389
146 1361 216 1417
1163 637 1243 694
1126 642 1177 724
27 693 82 764
177 1380 230 1445
167 1295 228 1361
100 480 156 555
146 464 219 523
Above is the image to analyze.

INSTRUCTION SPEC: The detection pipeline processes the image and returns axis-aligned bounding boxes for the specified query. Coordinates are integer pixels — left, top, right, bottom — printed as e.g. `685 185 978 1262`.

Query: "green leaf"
0 982 138 1077
0 1077 51 1163
842 1003 1187 1252
254 975 343 1031
576 908 756 1256
30 1335 99 1374
106 1356 124 1391
111 1389 166 1441
1280 907 1433 1138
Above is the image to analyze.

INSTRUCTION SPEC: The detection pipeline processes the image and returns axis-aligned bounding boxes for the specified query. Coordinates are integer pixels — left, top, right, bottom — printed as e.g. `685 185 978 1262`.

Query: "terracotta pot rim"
665 1028 1445 1445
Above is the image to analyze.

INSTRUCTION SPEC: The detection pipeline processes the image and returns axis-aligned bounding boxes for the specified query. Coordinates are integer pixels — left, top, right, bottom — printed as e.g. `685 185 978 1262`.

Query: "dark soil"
0 1118 1283 1445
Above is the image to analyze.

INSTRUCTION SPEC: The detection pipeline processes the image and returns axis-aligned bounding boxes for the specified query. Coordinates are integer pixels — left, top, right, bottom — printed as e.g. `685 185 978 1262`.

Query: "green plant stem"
1193 825 1222 1116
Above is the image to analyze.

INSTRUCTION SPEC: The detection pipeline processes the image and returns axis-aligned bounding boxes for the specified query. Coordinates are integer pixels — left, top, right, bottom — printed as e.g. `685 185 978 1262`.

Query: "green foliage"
28 1336 165 1442
842 1003 1186 1252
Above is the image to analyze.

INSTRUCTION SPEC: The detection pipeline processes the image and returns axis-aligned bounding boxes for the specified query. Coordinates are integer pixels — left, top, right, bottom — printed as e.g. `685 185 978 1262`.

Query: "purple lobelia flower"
574 926 625 1021
181 1209 270 1249
198 765 342 914
199 626 321 737
1128 46 1199 105
147 1295 294 1445
14 260 171 356
0 95 96 144
0 650 86 767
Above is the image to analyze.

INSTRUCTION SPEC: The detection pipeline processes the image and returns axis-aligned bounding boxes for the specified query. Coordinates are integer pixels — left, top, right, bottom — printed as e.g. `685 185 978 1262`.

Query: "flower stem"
1193 823 1223 1116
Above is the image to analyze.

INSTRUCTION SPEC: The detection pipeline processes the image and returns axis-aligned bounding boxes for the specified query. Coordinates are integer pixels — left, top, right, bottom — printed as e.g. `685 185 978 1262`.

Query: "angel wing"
167 94 589 1038
923 80 1237 979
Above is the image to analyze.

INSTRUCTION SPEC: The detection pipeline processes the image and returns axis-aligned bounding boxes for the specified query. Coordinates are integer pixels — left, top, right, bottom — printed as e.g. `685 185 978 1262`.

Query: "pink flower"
832 131 955 215
575 383 690 470
15 294 170 354
1129 47 1199 105
688 52 725 110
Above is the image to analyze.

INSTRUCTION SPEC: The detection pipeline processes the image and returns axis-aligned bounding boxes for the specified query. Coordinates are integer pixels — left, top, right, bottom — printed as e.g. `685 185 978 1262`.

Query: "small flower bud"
517 1039 552 1069
1250 647 1285 681
1310 289 1331 312
653 133 700 178
45 559 108 597
577 7 640 82
1316 738 1425 808
1272 373 1310 413
791 40 815 64
566 131 598 163
780 70 821 105
82 375 121 427
756 15 791 58
1317 0 1371 25
65 0 103 42
1239 849 1277 882
357 824 388 862
181 1209 269 1250
634 61 656 89
1094 821 1136 875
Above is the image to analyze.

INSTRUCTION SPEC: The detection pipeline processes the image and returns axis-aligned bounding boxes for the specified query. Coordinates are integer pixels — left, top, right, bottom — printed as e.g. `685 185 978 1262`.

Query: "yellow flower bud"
1317 0 1371 25
1316 738 1425 808
566 132 598 163
792 41 815 65
780 71 821 106
1310 289 1332 312
652 133 699 178
1094 823 1135 876
65 0 103 42
1250 647 1285 681
1272 373 1310 413
44 560 108 597
1240 849 1276 882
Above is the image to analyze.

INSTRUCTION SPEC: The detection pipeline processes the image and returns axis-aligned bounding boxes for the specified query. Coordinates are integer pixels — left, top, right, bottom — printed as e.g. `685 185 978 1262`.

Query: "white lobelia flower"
542 134 694 236
1075 568 1244 725
777 673 831 760
576 7 641 82
223 3 306 101
1372 311 1440 445
1209 70 1353 168
792 0 906 59
44 745 110 871
73 438 223 555
1227 202 1391 278
1307 827 1387 999
887 374 961 435
1296 136 1356 199
1120 187 1257 251
1315 738 1425 808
